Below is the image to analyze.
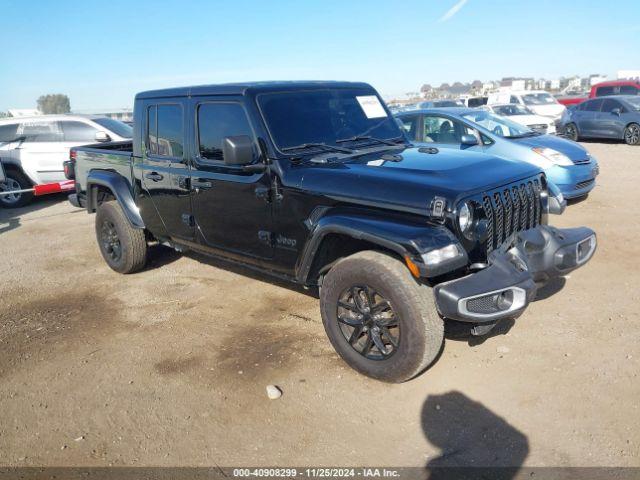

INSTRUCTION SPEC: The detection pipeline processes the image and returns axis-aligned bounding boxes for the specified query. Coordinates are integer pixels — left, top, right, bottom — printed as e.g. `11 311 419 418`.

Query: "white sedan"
484 104 556 135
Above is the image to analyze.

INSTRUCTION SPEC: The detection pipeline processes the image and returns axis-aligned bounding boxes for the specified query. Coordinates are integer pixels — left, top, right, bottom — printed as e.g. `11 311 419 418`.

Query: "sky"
2 0 639 111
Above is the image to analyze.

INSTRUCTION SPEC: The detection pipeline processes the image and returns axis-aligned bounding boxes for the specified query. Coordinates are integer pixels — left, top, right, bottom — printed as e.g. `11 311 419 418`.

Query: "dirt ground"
0 141 638 469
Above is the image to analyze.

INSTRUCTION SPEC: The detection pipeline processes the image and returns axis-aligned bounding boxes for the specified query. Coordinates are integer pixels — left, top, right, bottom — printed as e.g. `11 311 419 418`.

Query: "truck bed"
72 141 135 194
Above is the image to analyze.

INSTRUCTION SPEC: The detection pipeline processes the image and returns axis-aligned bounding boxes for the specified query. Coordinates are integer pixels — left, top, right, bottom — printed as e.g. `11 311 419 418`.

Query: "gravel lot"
0 141 638 468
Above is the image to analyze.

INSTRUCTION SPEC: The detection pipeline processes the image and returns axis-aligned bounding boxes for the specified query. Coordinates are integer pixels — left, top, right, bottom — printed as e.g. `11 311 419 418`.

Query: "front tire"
95 201 147 274
0 170 33 208
624 123 640 145
320 251 444 383
564 123 579 142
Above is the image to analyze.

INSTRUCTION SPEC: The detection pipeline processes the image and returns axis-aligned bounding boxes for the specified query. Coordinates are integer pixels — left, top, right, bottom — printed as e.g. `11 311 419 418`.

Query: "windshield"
493 104 531 116
257 88 402 152
625 97 640 110
462 111 534 138
522 93 557 106
93 117 133 138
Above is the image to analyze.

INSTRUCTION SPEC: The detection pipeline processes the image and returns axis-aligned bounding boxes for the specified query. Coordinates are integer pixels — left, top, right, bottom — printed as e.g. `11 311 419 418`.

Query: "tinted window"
156 105 183 157
584 99 603 112
601 99 622 113
147 106 157 154
17 120 62 142
93 118 133 138
0 123 19 143
595 86 615 97
467 97 487 108
619 85 639 95
61 121 98 142
398 115 419 141
509 95 519 104
198 103 253 162
258 88 401 151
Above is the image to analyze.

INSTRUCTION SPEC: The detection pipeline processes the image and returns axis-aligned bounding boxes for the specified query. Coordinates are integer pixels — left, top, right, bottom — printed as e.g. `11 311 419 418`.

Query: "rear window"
60 121 98 142
93 118 133 138
595 86 615 97
619 85 639 95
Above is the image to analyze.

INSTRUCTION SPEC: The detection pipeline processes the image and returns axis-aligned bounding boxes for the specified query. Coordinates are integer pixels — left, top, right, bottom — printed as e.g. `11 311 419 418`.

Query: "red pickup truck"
557 80 640 107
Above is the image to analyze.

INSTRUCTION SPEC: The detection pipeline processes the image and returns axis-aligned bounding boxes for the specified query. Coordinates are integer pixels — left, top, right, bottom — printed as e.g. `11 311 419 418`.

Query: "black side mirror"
222 135 255 166
611 108 622 116
461 134 479 146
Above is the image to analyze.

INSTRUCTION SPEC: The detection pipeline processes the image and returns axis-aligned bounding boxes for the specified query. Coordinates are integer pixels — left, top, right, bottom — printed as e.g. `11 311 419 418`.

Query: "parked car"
67 81 595 382
557 80 640 107
484 104 556 134
0 115 132 207
561 95 640 145
396 107 599 199
487 90 566 124
459 96 488 108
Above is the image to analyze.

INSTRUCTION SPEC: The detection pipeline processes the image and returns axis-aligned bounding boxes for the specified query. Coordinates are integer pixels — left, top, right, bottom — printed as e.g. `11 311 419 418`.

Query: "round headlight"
458 202 472 233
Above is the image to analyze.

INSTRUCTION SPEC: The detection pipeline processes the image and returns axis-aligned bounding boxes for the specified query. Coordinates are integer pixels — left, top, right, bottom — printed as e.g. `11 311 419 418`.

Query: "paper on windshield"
356 96 387 119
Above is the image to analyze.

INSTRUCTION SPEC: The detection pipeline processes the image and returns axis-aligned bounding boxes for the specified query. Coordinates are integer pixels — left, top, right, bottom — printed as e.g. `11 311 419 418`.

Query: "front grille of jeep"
482 177 542 255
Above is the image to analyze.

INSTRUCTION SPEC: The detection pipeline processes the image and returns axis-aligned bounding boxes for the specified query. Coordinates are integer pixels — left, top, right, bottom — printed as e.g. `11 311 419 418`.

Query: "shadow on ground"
422 391 529 479
0 193 69 236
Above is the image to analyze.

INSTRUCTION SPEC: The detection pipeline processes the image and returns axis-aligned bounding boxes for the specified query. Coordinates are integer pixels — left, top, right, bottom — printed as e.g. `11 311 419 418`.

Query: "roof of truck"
135 81 373 100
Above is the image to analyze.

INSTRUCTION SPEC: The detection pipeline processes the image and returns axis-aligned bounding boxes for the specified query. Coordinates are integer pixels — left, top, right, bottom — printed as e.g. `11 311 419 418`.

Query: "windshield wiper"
336 135 405 146
281 142 353 154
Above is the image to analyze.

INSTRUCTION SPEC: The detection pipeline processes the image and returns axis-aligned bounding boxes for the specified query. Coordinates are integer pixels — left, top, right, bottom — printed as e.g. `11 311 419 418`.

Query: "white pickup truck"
0 115 132 207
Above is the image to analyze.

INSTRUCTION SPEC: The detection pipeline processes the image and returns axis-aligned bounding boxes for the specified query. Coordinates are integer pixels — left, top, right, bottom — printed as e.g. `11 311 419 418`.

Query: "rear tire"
95 201 147 274
564 123 579 142
624 123 640 145
0 169 33 208
320 250 444 383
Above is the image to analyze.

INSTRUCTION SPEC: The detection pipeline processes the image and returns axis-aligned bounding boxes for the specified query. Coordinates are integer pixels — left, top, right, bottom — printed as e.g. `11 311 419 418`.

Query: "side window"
60 121 98 142
146 104 184 158
197 102 254 162
601 99 622 113
422 116 464 144
584 99 603 112
595 86 614 97
398 115 418 141
509 95 519 104
619 85 639 95
16 120 63 142
0 123 19 142
156 105 184 158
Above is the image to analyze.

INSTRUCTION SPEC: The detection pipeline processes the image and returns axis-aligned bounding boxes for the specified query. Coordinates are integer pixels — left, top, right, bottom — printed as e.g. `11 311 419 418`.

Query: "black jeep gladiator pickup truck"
66 81 596 382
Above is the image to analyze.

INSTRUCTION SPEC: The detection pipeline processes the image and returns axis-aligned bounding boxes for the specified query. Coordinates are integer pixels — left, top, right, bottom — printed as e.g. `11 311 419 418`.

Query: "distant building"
617 70 640 80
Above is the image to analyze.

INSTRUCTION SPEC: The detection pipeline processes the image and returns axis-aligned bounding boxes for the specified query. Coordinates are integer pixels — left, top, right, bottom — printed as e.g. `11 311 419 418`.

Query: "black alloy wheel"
337 285 400 360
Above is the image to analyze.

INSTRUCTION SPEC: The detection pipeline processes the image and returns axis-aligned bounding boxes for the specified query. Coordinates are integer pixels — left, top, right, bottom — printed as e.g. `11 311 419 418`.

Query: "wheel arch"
86 170 145 229
296 211 466 286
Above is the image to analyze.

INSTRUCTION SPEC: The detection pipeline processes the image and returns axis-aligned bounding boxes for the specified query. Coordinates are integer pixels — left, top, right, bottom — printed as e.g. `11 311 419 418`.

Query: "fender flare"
86 170 145 229
296 211 466 284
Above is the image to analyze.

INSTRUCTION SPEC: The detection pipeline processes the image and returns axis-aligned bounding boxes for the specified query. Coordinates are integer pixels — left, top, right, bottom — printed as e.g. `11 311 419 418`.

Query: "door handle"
145 172 164 182
191 179 213 191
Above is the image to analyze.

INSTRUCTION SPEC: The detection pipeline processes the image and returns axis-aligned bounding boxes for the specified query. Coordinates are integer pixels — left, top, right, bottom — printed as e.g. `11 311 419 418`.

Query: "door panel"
189 98 273 261
141 102 193 241
598 99 626 138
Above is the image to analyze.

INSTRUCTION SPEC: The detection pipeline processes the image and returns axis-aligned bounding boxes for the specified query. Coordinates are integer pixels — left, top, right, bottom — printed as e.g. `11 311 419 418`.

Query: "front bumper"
434 224 596 326
546 163 599 199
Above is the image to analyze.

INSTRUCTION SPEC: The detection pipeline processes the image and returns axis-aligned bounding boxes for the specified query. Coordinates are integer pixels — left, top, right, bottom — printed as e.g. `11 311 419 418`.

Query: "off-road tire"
95 200 147 274
0 169 33 208
564 123 579 142
320 250 444 383
624 123 640 145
